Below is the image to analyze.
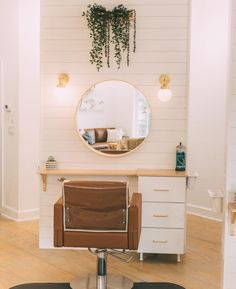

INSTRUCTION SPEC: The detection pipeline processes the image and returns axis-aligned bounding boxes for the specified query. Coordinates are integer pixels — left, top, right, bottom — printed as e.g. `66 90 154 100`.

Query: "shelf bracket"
41 174 47 192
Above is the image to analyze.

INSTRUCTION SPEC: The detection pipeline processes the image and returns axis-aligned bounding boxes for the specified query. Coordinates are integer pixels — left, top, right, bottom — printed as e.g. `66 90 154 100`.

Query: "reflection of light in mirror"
76 80 151 156
80 85 105 111
80 98 105 111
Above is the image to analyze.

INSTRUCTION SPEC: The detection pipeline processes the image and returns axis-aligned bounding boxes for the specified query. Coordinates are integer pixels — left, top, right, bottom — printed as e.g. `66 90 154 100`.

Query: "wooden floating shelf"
229 202 236 236
38 168 187 192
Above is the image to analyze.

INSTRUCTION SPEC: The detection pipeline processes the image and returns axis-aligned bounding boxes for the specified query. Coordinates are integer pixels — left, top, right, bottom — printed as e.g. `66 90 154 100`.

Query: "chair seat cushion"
63 230 128 249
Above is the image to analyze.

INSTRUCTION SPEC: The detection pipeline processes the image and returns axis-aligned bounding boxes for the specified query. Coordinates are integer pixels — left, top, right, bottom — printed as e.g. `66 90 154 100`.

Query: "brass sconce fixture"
57 73 70 88
158 74 172 102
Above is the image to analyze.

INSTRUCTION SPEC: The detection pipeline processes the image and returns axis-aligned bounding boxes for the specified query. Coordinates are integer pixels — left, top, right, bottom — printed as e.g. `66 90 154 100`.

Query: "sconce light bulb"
158 74 172 102
158 88 172 102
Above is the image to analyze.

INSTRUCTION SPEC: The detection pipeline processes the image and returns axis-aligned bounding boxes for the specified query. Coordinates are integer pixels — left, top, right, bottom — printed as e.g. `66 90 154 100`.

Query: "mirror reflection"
76 80 151 156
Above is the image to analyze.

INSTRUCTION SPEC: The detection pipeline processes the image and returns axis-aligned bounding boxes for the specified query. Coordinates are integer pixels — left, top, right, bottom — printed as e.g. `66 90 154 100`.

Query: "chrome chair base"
70 273 133 289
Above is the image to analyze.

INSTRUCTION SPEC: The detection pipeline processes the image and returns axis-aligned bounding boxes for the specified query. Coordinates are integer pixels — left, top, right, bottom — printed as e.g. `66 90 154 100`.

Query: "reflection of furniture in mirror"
54 180 142 289
76 80 151 156
125 137 145 150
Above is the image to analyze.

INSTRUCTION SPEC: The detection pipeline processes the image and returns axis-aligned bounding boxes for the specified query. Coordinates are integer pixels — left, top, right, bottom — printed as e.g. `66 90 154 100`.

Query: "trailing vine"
82 4 136 71
82 4 109 70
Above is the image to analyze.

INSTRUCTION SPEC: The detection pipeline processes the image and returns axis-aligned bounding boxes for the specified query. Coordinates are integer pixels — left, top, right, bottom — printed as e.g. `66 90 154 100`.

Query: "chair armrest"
54 197 64 247
128 192 142 250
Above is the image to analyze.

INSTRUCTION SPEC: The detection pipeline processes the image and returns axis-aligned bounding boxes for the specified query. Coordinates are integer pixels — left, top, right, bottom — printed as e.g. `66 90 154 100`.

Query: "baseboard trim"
1 205 39 221
187 203 223 222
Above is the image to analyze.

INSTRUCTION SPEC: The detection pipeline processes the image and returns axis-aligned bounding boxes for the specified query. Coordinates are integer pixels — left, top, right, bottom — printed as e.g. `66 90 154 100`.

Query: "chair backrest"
63 180 128 232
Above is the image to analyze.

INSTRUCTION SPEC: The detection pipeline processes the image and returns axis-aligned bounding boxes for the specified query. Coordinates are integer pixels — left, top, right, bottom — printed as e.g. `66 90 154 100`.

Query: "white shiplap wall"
225 1 236 288
40 0 189 247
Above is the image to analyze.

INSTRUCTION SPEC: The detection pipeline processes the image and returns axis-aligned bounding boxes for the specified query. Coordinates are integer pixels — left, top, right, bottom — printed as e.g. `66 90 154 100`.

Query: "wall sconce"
158 74 172 102
57 73 69 88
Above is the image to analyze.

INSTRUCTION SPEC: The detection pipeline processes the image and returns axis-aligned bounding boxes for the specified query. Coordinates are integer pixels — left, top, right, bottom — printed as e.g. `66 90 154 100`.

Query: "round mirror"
76 80 151 156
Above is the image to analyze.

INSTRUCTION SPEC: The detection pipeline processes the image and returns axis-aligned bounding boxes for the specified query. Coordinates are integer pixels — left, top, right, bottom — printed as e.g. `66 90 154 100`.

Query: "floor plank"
0 214 222 289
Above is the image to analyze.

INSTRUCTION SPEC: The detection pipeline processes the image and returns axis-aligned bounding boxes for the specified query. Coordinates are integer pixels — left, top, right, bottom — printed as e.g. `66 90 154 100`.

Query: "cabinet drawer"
139 177 186 202
138 228 185 254
142 203 185 228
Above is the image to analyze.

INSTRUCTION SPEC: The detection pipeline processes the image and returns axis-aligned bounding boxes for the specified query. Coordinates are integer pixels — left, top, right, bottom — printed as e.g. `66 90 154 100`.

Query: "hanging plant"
82 4 110 71
111 5 136 69
82 4 136 71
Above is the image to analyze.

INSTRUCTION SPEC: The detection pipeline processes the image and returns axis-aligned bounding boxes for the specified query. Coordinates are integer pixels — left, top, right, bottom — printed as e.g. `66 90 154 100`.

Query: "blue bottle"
175 142 186 171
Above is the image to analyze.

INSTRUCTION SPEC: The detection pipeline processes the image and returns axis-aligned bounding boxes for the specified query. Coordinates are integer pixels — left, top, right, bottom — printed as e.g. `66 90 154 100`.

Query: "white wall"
187 0 231 221
0 61 3 210
40 0 189 247
18 0 40 216
224 1 236 288
0 0 40 220
0 0 20 216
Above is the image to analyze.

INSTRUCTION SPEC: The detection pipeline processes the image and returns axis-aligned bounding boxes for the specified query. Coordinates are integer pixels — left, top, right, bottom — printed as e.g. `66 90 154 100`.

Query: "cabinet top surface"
38 168 187 177
137 169 186 177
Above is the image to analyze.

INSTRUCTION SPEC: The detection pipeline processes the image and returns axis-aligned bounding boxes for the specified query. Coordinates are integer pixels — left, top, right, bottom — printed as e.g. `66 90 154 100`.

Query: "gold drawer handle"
152 240 169 244
154 189 170 192
153 214 168 218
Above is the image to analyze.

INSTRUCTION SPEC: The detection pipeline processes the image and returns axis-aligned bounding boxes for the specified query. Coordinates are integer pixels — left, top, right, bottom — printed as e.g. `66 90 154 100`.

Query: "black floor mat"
9 282 185 289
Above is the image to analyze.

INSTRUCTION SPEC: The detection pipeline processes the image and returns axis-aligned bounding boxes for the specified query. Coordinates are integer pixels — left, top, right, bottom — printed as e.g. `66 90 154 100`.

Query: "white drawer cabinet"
142 202 185 228
138 177 185 202
138 176 186 262
139 228 185 254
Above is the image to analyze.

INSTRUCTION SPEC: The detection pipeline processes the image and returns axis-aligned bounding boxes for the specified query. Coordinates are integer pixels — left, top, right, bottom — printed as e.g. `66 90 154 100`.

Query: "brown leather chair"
54 180 142 289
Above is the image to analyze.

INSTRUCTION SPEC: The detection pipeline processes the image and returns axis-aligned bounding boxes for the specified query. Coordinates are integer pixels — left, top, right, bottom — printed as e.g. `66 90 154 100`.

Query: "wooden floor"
0 214 222 289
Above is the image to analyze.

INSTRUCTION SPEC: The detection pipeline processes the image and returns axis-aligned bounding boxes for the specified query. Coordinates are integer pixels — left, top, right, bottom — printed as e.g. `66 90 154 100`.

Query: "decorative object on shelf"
175 142 186 171
46 156 57 169
57 73 69 88
158 74 172 102
82 3 136 71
